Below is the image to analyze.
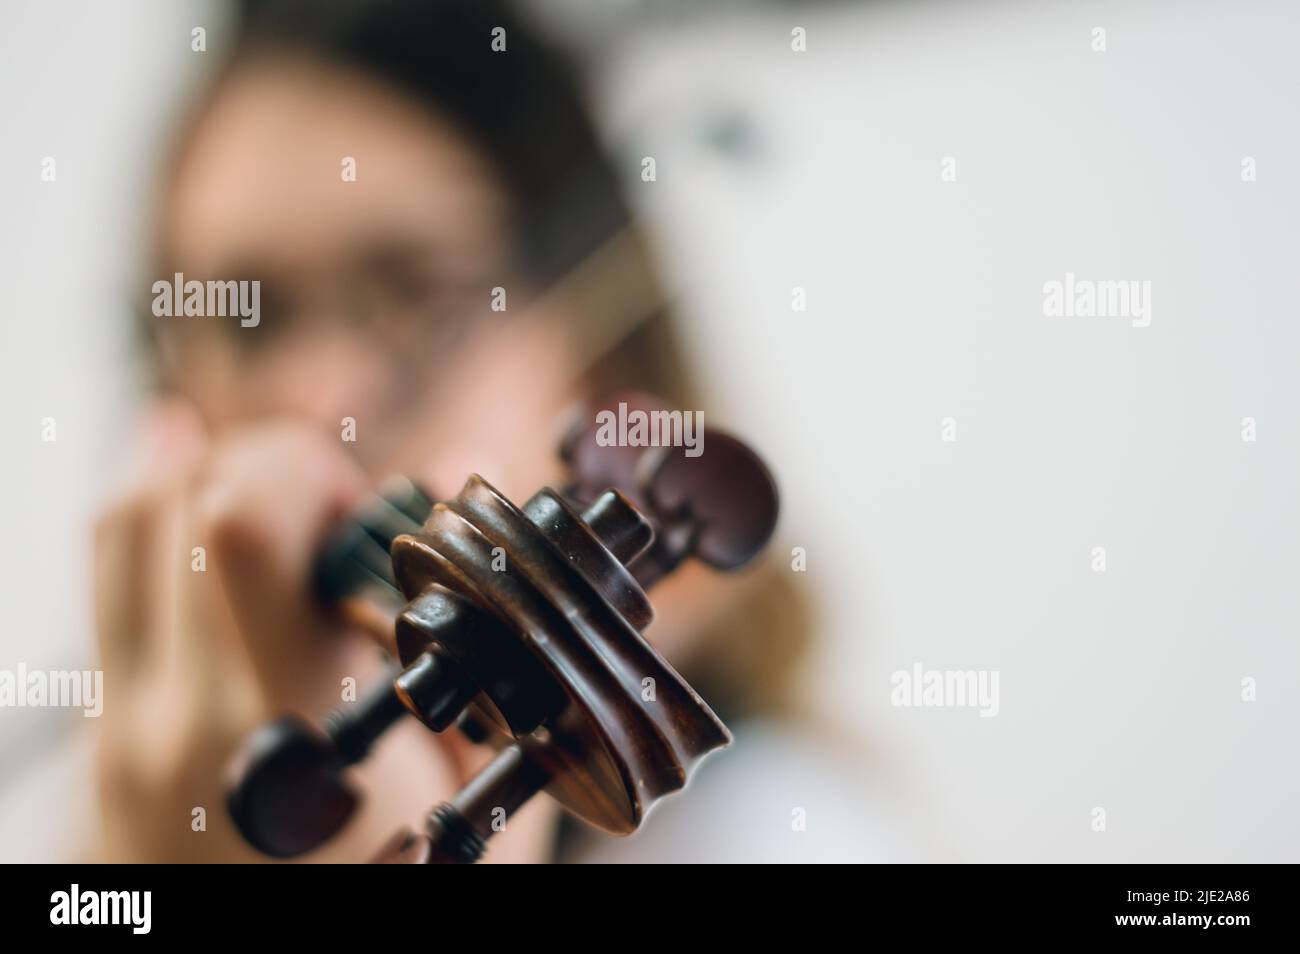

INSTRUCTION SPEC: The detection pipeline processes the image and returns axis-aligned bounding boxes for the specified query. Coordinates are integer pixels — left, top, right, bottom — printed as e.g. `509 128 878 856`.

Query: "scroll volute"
389 474 731 834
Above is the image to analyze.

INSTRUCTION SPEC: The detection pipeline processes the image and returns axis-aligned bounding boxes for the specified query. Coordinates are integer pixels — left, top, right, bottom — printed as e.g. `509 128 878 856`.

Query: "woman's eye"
227 282 287 344
381 266 439 310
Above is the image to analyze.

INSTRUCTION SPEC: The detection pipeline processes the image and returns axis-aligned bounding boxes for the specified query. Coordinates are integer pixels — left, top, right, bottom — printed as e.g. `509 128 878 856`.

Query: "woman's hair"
171 0 813 720
223 0 696 403
233 0 624 290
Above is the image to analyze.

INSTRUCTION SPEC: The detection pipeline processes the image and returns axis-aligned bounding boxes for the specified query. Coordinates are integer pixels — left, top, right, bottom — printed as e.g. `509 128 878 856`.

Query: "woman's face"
154 56 731 670
158 57 578 493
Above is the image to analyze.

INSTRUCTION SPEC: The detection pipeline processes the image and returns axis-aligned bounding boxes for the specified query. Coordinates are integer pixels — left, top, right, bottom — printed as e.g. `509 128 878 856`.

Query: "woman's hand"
92 406 554 862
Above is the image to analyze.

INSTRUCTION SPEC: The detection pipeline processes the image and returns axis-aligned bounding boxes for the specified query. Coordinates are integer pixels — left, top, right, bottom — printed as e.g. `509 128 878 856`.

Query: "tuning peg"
225 679 406 857
559 390 668 503
559 392 778 586
641 429 779 571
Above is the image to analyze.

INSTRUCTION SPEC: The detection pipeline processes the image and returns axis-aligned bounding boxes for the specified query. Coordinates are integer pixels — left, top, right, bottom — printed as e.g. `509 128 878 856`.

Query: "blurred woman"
92 0 829 862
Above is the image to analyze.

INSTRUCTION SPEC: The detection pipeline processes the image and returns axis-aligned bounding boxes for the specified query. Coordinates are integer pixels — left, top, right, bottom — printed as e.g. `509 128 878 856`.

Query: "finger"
148 469 257 719
194 423 370 710
107 399 208 505
93 401 208 670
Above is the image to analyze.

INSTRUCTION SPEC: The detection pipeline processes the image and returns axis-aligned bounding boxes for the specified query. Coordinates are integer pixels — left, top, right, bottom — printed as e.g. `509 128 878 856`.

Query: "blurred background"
1 0 1297 862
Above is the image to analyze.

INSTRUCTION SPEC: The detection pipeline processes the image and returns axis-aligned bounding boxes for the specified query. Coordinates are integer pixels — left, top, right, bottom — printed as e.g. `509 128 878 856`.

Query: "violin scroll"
225 395 779 862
